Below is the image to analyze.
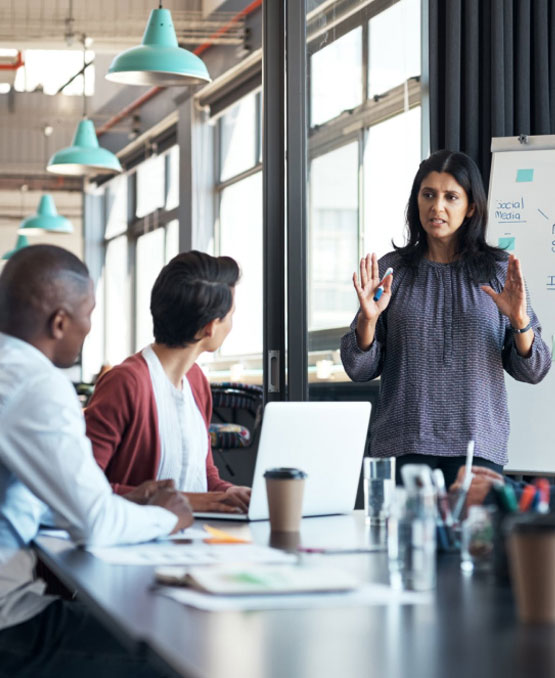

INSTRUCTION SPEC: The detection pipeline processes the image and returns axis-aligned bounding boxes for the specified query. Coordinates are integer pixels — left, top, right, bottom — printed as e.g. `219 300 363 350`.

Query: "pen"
492 481 518 514
518 484 536 512
202 524 251 544
373 267 394 301
535 478 550 514
451 440 475 522
297 546 383 555
432 469 455 527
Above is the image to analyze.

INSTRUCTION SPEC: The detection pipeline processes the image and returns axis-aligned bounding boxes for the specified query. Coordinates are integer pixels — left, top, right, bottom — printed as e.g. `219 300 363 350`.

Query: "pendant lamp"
47 39 122 176
47 118 122 176
106 5 211 86
2 235 29 260
18 195 73 235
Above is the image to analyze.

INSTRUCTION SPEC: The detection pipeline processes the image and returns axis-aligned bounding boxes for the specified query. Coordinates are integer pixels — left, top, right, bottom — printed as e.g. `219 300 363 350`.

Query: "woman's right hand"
353 253 392 350
183 491 245 514
353 253 392 322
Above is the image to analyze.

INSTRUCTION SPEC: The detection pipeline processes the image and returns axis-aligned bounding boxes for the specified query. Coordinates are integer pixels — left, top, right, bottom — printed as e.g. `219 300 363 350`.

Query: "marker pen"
373 267 394 301
451 440 475 522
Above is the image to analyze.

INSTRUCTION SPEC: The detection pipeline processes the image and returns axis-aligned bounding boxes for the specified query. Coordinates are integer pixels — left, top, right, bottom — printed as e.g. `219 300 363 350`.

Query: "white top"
0 333 177 630
142 345 208 492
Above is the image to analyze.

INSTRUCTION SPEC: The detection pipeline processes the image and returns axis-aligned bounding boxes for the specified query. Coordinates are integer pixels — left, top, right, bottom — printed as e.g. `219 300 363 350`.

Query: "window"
105 236 130 366
219 172 263 357
136 154 166 218
306 0 423 381
14 49 94 96
311 28 363 127
364 106 421 257
96 143 180 372
309 142 359 330
219 94 258 182
209 90 263 380
166 146 180 211
135 228 165 351
368 0 421 98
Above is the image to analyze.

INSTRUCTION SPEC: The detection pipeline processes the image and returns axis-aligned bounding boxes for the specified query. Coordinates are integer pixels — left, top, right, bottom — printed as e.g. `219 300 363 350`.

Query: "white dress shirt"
142 345 208 492
0 333 177 630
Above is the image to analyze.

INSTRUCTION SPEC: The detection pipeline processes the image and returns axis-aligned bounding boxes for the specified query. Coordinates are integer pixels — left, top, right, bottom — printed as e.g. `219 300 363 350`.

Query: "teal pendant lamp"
2 235 29 260
47 118 122 176
18 195 73 235
48 37 122 176
106 5 211 86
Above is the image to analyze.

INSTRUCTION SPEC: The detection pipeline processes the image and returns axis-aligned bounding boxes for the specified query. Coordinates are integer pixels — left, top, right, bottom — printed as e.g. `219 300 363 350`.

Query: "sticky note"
498 237 515 251
516 169 534 182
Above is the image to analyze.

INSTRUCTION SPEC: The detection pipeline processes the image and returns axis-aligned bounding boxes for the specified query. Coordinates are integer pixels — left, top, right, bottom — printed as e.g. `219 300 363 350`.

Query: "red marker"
518 484 536 512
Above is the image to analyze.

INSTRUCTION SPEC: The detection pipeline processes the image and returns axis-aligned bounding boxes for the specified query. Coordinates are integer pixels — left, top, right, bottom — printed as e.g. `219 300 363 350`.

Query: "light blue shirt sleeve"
0 369 177 547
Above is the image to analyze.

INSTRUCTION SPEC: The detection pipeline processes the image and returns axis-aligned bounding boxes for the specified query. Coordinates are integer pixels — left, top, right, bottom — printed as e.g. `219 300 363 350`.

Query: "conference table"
34 512 555 678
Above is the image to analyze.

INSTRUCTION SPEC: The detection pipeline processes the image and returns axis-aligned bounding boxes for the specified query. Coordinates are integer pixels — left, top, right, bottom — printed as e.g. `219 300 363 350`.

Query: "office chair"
209 382 263 485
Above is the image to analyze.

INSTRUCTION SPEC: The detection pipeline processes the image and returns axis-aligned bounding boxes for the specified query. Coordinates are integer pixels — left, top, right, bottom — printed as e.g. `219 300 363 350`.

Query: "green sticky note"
498 237 515 251
516 168 534 182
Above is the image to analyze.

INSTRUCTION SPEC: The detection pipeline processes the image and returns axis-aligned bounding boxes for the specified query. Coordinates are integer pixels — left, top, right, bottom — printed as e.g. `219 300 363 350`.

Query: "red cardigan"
84 353 231 495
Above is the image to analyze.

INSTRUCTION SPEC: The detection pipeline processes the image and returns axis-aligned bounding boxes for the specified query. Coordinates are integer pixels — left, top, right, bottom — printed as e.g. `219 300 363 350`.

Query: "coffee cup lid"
510 513 555 534
264 467 307 479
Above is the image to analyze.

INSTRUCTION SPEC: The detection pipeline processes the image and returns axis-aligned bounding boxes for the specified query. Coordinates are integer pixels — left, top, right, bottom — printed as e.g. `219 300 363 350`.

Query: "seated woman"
85 251 250 514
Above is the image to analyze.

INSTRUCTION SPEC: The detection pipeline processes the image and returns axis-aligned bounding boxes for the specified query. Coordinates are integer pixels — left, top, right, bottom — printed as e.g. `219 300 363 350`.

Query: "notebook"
195 400 371 521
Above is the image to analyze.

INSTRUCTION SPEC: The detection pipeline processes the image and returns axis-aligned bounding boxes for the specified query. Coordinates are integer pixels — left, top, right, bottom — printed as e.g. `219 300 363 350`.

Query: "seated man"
0 245 192 678
85 251 251 514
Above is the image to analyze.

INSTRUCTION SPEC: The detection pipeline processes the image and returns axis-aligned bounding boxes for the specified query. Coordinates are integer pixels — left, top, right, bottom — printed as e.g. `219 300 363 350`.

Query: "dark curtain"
429 0 555 186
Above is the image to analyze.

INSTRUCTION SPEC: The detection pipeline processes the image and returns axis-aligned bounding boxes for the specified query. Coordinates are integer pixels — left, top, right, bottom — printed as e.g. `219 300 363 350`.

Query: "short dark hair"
0 244 90 340
151 250 240 347
395 150 506 280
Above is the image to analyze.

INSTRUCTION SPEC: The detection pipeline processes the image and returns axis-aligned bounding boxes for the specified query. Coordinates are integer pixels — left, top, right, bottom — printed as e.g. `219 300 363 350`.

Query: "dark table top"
34 513 555 678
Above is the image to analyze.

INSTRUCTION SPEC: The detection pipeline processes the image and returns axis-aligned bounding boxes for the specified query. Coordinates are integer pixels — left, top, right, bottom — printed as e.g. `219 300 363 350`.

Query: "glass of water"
363 457 396 525
460 505 495 573
388 485 437 591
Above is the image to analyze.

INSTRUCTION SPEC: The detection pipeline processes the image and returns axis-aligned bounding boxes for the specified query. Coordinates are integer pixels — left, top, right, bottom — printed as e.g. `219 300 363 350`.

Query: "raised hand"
353 253 393 323
481 254 529 328
353 253 393 351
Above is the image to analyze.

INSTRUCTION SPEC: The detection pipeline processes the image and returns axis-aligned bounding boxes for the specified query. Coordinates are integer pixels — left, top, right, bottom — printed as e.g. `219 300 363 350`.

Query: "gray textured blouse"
340 251 552 466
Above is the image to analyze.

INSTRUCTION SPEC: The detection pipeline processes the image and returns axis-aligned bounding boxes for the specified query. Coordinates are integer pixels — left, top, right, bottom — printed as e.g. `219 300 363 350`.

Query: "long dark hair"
394 150 506 280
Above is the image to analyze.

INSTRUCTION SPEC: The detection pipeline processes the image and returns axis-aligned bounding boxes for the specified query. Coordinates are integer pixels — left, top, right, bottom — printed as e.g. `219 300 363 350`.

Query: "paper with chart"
87 542 296 566
488 141 555 472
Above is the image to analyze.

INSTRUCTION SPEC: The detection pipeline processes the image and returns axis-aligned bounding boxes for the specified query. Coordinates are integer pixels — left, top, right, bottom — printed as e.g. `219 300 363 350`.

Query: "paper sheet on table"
87 542 296 566
38 525 208 543
154 582 431 610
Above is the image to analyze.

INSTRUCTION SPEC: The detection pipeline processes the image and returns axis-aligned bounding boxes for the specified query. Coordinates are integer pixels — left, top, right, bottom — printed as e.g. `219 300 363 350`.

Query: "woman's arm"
482 255 551 383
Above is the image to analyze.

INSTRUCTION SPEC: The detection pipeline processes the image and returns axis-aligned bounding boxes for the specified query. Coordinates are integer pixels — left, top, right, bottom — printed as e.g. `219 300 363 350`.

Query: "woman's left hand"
224 485 251 513
481 254 530 328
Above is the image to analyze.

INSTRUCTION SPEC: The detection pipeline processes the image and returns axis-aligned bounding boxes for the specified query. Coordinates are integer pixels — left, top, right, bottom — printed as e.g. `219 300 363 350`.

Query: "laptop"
195 400 371 521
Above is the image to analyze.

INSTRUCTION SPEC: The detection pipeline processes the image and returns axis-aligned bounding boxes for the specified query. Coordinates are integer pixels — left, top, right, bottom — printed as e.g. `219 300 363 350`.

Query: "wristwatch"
510 321 532 334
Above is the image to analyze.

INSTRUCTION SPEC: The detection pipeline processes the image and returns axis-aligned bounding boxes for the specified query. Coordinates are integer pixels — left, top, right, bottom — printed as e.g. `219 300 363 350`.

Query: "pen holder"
436 524 460 553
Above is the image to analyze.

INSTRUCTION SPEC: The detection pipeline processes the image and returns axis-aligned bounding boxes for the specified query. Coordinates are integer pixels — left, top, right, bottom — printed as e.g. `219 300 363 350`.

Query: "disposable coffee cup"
264 467 307 532
508 514 555 623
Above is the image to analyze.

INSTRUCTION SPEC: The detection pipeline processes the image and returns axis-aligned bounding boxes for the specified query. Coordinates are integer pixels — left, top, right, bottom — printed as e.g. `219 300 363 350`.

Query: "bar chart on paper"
488 136 555 473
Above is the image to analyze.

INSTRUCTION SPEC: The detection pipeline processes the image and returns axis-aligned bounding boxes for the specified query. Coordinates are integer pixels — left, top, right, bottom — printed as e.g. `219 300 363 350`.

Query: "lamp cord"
82 36 87 118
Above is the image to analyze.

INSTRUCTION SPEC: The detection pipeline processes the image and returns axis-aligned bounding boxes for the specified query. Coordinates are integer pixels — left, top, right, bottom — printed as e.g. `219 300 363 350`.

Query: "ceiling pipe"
96 0 262 138
0 51 24 70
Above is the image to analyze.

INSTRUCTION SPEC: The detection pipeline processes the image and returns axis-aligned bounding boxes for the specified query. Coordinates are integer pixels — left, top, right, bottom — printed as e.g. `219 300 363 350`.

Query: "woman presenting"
341 150 551 487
